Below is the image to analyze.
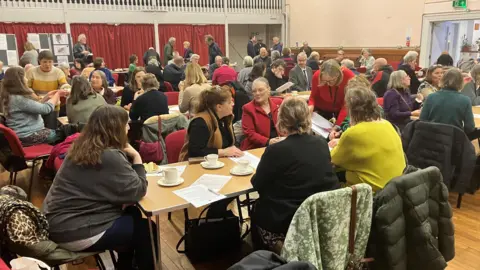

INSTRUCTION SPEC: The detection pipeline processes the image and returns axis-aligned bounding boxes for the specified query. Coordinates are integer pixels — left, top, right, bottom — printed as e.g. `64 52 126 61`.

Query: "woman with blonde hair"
179 63 210 113
251 97 338 251
183 41 194 61
179 86 243 161
20 41 38 66
43 105 156 270
359 48 375 73
330 85 405 191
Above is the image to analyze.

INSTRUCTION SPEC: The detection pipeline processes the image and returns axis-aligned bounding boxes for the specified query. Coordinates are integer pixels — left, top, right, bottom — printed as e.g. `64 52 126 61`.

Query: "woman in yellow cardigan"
330 84 405 192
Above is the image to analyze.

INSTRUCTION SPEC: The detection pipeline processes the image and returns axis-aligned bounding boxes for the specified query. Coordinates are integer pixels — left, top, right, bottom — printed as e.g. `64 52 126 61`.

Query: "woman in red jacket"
308 59 355 125
241 77 284 150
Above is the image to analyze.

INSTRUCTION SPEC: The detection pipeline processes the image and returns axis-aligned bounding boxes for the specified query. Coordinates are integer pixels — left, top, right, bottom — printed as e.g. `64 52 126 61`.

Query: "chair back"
112 73 119 85
376 97 384 107
164 81 174 92
357 67 367 74
165 129 187 163
165 91 179 106
0 124 27 173
0 124 25 157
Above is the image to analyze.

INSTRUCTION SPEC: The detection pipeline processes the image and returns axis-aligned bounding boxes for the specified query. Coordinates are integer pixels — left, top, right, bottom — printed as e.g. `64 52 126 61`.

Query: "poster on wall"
52 34 69 45
0 34 19 67
27 33 51 52
49 33 73 64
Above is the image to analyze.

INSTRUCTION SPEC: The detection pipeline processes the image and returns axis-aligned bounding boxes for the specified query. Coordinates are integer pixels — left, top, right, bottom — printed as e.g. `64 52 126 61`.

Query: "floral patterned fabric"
281 184 373 270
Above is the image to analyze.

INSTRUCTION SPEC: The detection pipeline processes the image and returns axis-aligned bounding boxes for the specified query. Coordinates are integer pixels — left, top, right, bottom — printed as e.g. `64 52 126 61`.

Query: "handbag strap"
348 185 358 255
156 116 162 142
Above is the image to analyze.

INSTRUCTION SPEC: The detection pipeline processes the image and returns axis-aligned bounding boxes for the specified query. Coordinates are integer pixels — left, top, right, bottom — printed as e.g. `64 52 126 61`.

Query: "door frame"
420 11 480 67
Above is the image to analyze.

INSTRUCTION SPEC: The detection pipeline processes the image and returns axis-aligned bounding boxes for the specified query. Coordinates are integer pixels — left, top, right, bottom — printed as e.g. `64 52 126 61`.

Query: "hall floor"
1 167 479 270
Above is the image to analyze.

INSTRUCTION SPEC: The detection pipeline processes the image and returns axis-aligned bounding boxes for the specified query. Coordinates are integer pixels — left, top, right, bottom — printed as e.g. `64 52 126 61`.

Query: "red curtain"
70 24 155 68
0 23 66 57
157 24 225 66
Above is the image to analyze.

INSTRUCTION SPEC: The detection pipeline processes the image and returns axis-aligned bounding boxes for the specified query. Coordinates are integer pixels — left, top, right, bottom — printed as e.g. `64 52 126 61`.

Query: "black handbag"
176 204 244 263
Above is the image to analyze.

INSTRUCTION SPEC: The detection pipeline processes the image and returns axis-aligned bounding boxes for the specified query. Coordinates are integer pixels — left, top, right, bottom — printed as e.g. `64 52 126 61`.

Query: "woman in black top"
129 74 169 122
251 97 339 251
265 59 287 94
121 67 146 109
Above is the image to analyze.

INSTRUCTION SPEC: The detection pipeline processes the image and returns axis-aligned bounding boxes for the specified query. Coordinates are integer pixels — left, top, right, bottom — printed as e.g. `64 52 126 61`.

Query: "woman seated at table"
245 62 266 99
329 85 405 192
179 86 243 161
90 70 116 105
420 68 476 137
1 67 64 146
383 70 421 130
308 59 355 126
241 78 283 150
179 63 210 114
418 64 443 99
67 76 106 124
461 64 480 106
129 74 169 122
265 59 287 94
70 58 85 77
251 97 339 251
42 105 156 270
121 67 146 110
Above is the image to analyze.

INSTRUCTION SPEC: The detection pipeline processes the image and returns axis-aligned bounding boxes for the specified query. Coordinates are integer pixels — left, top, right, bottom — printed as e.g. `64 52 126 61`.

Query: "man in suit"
289 52 313 91
247 35 256 58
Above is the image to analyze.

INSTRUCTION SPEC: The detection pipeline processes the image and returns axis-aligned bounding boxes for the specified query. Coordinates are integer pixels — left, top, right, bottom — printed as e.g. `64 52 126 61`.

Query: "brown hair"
277 97 311 135
205 35 214 43
345 85 381 125
128 66 146 91
68 75 96 105
196 85 232 113
24 41 36 51
129 54 137 64
424 65 443 86
141 73 160 91
441 68 464 91
93 57 104 69
319 59 343 86
38 50 54 61
67 105 129 166
1 67 35 116
281 47 291 57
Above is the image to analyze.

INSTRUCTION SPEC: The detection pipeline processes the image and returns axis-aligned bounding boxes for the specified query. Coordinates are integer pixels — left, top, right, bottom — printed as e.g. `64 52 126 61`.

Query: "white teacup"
237 160 250 172
204 154 219 166
292 90 298 96
162 168 178 184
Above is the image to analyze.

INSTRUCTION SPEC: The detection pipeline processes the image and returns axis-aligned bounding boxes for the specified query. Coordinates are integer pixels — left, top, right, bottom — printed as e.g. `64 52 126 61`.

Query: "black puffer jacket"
372 65 394 97
368 166 455 270
402 120 477 194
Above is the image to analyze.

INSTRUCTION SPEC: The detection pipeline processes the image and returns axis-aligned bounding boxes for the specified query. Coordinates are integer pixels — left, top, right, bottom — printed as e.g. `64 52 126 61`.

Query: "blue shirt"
6 95 54 138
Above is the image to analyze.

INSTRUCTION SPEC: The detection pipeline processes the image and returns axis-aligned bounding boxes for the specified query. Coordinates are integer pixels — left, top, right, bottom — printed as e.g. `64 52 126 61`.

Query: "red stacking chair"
357 67 367 74
164 81 174 92
165 91 179 106
165 129 187 164
112 73 119 85
376 97 384 108
0 124 53 200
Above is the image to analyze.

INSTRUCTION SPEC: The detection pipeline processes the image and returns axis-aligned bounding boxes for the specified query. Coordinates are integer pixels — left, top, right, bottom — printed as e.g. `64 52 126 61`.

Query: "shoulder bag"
137 116 164 163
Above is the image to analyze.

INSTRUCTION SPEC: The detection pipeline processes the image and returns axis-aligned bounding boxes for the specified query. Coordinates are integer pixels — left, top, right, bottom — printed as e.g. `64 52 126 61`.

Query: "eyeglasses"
320 76 338 85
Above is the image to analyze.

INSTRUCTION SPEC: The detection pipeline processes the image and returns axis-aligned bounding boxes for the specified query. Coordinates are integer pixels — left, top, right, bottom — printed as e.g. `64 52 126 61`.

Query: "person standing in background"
164 37 176 66
271 37 283 53
302 41 312 57
183 41 194 62
255 38 267 56
143 47 161 66
73 34 92 60
206 35 223 65
20 42 39 66
247 34 256 58
335 50 345 65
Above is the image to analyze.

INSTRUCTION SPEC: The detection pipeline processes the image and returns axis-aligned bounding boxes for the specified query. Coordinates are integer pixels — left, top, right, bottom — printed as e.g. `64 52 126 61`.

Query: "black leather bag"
176 205 243 263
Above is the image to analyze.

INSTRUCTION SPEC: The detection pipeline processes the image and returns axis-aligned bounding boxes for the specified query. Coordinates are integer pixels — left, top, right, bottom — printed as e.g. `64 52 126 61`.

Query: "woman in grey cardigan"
1 67 62 146
461 64 480 105
66 76 106 124
237 56 254 88
43 105 156 270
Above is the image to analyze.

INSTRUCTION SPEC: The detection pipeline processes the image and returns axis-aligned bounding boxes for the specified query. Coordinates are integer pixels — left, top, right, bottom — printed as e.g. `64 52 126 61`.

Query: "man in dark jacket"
247 35 256 58
206 35 223 65
143 47 161 66
254 39 267 56
208 56 223 80
163 37 176 66
371 58 393 97
73 34 92 60
301 41 313 57
145 59 165 92
163 56 185 91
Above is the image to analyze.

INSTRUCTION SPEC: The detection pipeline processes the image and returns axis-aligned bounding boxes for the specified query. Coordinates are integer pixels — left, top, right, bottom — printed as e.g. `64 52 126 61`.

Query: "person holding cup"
241 77 283 150
179 85 243 161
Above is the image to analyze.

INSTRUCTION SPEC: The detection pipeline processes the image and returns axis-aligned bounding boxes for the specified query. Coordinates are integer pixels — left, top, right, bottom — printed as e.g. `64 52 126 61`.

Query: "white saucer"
230 166 254 176
157 177 184 187
201 161 225 169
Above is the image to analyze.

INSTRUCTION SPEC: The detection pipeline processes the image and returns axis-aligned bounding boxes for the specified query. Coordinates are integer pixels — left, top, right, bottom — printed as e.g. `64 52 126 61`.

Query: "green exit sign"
453 0 467 9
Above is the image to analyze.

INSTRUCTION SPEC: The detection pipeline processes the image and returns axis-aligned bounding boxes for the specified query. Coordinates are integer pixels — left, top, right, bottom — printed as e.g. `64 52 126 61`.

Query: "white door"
430 21 453 65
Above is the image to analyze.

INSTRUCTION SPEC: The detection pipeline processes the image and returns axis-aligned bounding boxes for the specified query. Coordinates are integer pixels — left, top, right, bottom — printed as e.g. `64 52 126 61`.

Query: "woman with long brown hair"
120 66 146 109
90 70 116 105
66 75 106 123
1 66 63 146
179 85 243 161
43 105 156 270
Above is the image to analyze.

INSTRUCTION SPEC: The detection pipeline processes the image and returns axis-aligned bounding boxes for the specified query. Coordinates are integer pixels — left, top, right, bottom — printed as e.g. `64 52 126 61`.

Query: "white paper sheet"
57 55 69 64
52 33 69 45
169 105 179 112
6 51 18 65
191 174 232 192
53 45 70 56
312 112 334 129
27 34 41 50
275 82 294 93
230 151 261 169
173 184 226 208
0 34 7 50
474 114 480 119
146 165 186 177
311 124 330 138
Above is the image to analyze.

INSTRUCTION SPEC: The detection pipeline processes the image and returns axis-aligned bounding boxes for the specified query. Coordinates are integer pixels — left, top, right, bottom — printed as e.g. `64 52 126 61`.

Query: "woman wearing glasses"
308 59 355 125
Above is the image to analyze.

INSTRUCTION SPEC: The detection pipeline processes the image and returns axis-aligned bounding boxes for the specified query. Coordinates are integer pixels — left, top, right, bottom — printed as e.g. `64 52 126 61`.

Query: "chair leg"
457 193 464 209
9 171 14 185
95 254 106 270
236 196 244 224
168 212 172 220
109 250 117 268
28 159 38 201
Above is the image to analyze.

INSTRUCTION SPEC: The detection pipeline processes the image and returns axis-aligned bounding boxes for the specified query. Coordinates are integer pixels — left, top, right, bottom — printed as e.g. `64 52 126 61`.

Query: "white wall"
286 0 425 48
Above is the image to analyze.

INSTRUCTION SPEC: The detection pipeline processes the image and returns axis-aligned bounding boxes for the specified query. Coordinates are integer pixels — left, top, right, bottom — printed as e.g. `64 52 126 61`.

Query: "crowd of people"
0 31 475 269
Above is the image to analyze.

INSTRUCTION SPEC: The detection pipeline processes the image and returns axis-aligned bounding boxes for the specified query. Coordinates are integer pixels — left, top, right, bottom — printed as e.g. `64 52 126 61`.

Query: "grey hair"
387 70 408 89
148 58 159 66
341 59 354 69
403 51 419 63
319 59 343 86
77 34 86 42
309 51 319 60
271 50 281 61
252 77 270 90
243 56 254 67
142 73 160 91
168 37 176 43
191 54 200 60
297 52 307 61
470 64 480 83
442 68 464 91
58 62 70 70
361 48 371 55
277 97 311 135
